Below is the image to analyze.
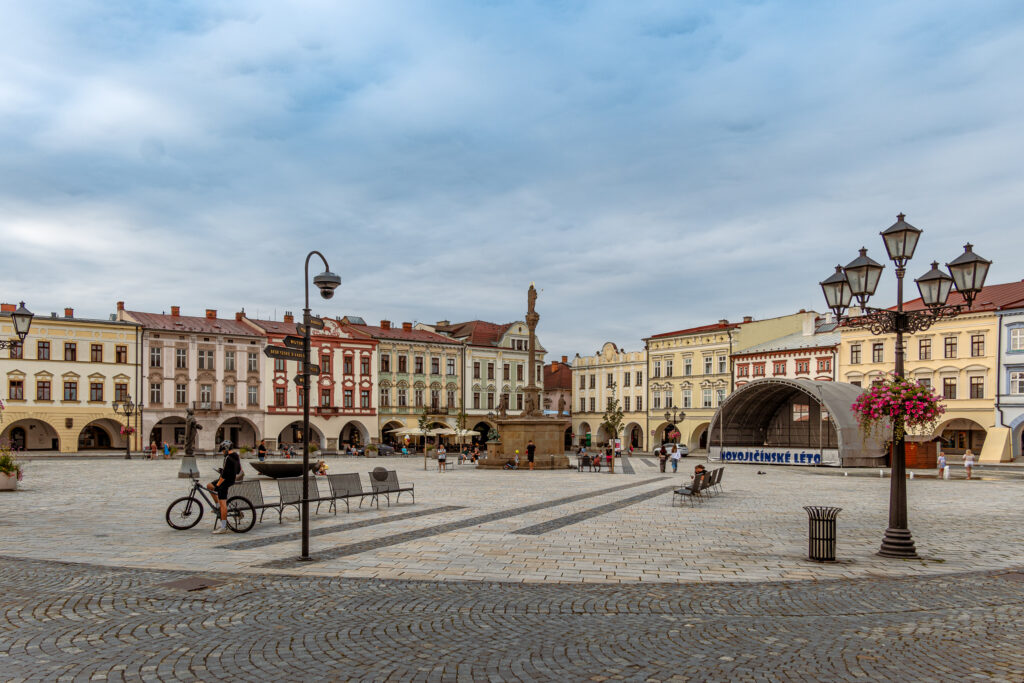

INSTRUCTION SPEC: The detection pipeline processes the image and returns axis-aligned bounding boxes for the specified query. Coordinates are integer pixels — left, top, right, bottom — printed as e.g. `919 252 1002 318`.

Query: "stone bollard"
943 465 951 480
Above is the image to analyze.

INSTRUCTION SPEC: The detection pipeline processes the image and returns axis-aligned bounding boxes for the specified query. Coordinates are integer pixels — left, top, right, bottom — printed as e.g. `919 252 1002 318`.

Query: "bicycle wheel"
225 496 256 533
166 496 204 530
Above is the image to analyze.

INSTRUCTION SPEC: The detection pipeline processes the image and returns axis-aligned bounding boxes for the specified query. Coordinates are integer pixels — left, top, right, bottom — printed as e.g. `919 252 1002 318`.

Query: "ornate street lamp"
113 395 141 460
299 251 341 560
0 301 34 349
820 214 991 559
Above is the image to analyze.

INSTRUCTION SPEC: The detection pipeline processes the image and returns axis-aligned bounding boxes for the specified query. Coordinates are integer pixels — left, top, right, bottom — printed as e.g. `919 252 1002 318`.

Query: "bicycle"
165 480 256 533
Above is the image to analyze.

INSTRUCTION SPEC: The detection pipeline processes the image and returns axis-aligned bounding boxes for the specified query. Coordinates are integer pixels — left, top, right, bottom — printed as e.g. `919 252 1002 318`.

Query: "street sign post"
283 335 304 350
305 363 321 375
307 316 325 329
295 323 308 336
263 345 305 362
294 374 307 387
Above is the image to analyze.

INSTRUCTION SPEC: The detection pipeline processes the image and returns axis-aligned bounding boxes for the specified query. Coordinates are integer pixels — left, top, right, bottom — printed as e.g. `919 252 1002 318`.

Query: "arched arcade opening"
1 418 60 451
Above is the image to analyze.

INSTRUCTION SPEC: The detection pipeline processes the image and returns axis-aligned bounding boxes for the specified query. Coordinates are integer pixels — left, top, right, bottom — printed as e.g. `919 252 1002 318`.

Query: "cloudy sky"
2 1 1022 360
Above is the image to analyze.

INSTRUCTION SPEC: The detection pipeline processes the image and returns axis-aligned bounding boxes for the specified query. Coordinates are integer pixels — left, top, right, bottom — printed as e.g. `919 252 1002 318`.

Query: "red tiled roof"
544 362 572 390
244 318 298 336
437 320 512 347
344 323 461 345
125 311 260 336
648 322 739 340
893 279 1024 313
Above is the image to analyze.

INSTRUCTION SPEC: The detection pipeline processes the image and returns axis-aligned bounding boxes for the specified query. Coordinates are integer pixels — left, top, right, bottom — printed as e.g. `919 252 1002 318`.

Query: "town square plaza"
3 455 1024 681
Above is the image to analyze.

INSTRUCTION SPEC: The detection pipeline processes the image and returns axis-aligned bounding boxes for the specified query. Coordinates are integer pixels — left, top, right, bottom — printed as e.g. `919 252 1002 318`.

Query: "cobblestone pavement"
3 555 1024 682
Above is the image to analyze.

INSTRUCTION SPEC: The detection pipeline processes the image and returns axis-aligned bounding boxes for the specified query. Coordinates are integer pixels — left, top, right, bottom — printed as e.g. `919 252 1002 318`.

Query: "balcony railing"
192 401 223 412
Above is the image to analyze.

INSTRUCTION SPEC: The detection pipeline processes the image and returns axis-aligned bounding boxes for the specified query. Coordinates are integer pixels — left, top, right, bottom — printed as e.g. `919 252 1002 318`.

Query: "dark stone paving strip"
222 505 466 551
514 485 675 535
260 478 665 567
640 457 658 467
619 454 636 474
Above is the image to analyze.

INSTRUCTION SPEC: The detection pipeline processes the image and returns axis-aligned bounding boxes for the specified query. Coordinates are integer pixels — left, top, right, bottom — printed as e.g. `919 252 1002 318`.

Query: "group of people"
575 446 612 472
656 444 685 472
936 448 976 479
146 441 173 459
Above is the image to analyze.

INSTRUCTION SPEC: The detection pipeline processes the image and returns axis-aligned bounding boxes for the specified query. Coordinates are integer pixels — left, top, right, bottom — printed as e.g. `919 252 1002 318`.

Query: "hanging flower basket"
119 425 136 436
851 374 945 443
667 429 681 443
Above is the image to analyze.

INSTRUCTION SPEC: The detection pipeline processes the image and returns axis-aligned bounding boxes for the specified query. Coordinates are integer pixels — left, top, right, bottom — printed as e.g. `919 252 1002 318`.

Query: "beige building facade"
2 305 142 453
572 342 647 449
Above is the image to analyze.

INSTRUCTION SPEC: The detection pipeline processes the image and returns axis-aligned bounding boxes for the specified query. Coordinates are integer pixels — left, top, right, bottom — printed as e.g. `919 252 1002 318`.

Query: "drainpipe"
996 312 1006 428
136 325 143 452
644 337 651 452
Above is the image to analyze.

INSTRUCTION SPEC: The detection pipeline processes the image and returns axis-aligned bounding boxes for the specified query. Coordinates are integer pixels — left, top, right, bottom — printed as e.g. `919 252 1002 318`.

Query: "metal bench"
226 480 280 524
276 477 331 521
368 469 415 507
323 473 377 514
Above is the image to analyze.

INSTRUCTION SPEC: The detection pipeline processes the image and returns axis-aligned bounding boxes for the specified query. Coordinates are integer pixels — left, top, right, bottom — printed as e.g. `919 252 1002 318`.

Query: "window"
718 356 727 374
63 381 77 401
652 391 661 409
872 343 884 363
175 384 187 404
361 357 370 376
322 355 332 374
1011 328 1024 352
773 361 787 375
919 338 931 360
606 373 614 388
473 361 481 379
381 354 391 372
447 390 455 407
414 389 423 407
792 404 810 422
817 358 831 373
447 358 455 376
516 394 524 410
247 352 258 372
944 337 957 359
652 360 660 378
37 341 50 360
516 364 523 381
36 380 50 401
737 365 749 377
297 391 304 408
428 357 439 375
415 357 424 374
917 378 931 391
589 397 595 412
398 355 408 373
971 335 985 357
199 385 212 405
8 341 22 359
321 389 331 407
224 385 236 405
150 382 162 405
9 380 24 400
665 359 674 376
683 358 692 375
579 374 586 390
850 380 861 387
274 359 285 372
198 349 214 370
665 392 674 408
175 348 187 368
704 357 713 374
503 363 510 381
623 396 631 411
344 390 354 408
716 389 726 405
380 388 390 406
247 385 258 406
636 371 642 386
969 376 984 399
361 389 370 408
64 343 77 361
795 360 809 375
431 389 440 409
115 383 128 403
589 374 595 389
623 373 631 387
636 396 642 411
275 387 285 407
682 389 691 408
1010 371 1024 395
579 398 586 412
486 362 494 380
702 389 712 408
487 392 495 409
225 351 235 372
90 344 103 362
473 392 481 410
753 363 765 377
398 388 408 407
344 356 354 375
850 343 861 365
943 378 957 399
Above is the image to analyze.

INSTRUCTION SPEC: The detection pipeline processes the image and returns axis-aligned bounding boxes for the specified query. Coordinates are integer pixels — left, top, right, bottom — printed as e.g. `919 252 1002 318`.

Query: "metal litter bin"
803 506 842 562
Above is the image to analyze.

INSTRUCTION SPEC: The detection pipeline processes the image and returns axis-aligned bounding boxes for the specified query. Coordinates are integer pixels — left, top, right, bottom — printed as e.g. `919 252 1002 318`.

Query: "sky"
2 1 1023 361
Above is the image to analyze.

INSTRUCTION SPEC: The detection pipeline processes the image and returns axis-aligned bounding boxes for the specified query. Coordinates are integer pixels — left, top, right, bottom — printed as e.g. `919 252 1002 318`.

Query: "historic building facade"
543 355 572 415
839 280 1024 462
645 312 810 452
733 314 839 387
571 342 647 449
341 319 463 443
244 314 378 451
119 305 266 452
2 305 141 453
997 304 1024 459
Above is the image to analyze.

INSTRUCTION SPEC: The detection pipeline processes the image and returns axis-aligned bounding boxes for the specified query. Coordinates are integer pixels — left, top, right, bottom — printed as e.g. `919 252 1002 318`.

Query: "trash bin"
803 506 842 562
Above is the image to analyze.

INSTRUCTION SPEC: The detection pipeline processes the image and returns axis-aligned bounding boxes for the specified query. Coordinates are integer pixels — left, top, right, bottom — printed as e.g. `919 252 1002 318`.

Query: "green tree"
600 382 624 473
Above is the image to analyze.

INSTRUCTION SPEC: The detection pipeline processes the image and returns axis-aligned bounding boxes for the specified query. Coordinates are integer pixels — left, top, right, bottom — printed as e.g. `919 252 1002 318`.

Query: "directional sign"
295 324 308 336
282 335 305 350
305 363 321 375
307 316 325 329
294 374 307 387
263 345 305 362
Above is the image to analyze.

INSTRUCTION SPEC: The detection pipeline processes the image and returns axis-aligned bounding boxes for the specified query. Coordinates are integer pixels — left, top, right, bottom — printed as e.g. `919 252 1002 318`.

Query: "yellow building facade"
572 342 647 449
1 307 142 453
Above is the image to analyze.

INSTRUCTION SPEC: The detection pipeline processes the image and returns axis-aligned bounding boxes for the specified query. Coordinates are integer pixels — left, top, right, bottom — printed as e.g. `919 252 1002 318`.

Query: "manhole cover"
156 577 227 592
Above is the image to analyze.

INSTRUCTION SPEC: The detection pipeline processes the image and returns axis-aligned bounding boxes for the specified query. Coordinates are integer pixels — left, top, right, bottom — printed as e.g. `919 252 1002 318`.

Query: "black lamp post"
299 251 341 560
0 301 35 349
663 408 685 444
820 213 991 559
113 395 140 460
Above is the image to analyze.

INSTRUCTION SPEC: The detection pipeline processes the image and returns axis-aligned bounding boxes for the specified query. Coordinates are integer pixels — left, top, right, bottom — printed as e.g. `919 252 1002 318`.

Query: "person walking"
527 440 536 471
658 446 668 473
437 444 447 472
148 440 157 459
963 449 975 480
206 446 241 534
162 441 171 459
936 451 947 479
257 439 268 462
670 444 682 473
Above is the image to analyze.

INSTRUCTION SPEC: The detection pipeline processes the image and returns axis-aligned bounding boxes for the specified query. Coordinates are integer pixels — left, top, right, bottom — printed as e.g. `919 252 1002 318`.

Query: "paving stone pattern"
4 555 1024 682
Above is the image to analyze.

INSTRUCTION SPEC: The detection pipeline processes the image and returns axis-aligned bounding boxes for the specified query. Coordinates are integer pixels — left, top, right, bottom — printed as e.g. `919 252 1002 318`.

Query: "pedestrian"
472 445 480 463
149 440 157 459
162 441 171 459
257 439 268 462
963 449 975 480
527 440 536 471
437 444 447 472
658 446 668 473
605 445 613 472
206 445 241 534
670 444 681 473
936 451 946 478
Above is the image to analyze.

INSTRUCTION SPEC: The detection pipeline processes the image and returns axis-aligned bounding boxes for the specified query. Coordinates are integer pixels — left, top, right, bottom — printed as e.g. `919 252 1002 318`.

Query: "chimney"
718 319 728 325
283 312 294 324
380 320 391 330
0 303 14 313
561 355 568 364
171 306 180 317
801 309 818 336
235 311 244 321
742 316 753 323
205 309 217 319
402 322 412 331
116 301 124 312
64 307 74 318
436 320 449 327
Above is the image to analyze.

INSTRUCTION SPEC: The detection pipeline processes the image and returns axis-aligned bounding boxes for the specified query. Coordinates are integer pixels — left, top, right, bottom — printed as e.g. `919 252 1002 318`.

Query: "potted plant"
0 445 23 491
366 444 379 458
169 446 178 458
239 446 252 458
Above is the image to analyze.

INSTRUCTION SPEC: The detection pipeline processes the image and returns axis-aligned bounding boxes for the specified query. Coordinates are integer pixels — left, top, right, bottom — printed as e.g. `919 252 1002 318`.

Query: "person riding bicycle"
206 444 241 534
